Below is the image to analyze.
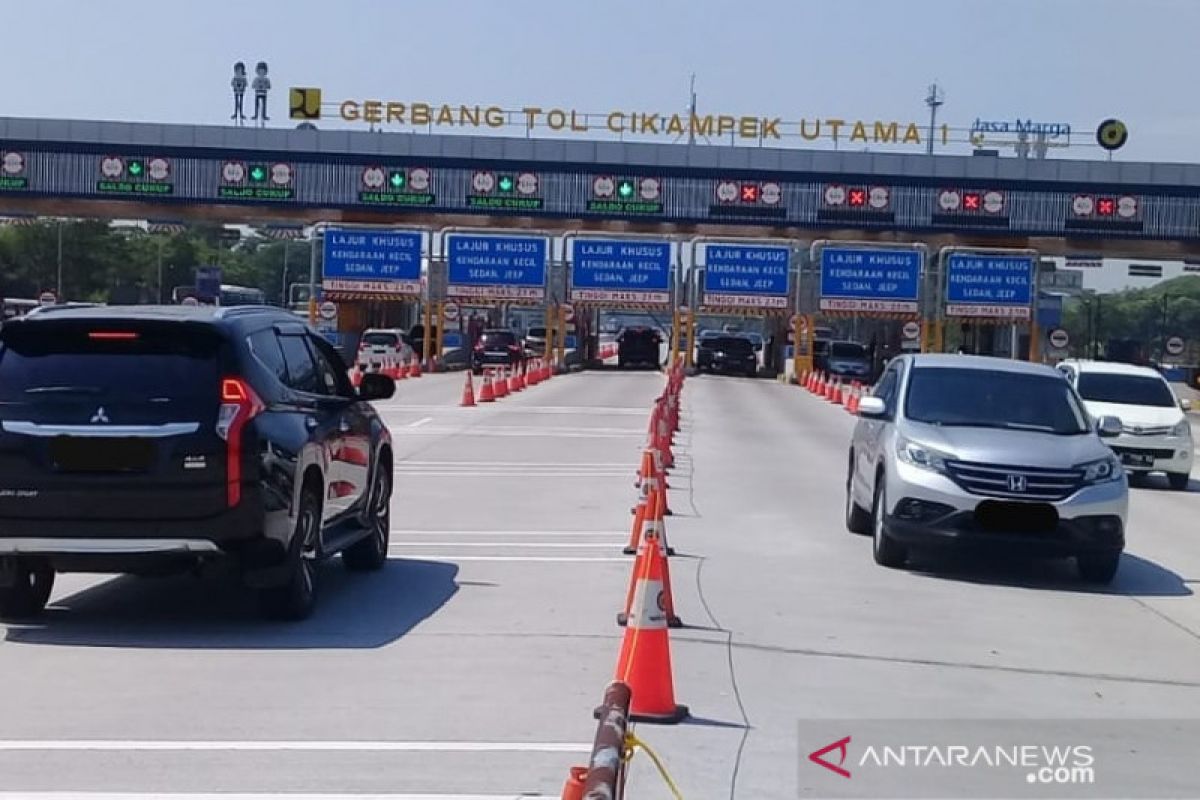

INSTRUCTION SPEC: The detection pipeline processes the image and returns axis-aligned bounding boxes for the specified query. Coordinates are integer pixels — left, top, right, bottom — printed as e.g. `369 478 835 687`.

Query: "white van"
1057 360 1194 490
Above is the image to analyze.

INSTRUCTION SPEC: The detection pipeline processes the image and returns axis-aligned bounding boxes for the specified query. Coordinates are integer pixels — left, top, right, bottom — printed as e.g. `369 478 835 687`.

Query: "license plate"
50 436 154 473
1119 452 1155 468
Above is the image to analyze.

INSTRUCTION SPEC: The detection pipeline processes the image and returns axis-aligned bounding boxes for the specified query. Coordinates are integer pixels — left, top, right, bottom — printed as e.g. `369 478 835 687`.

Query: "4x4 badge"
90 407 111 424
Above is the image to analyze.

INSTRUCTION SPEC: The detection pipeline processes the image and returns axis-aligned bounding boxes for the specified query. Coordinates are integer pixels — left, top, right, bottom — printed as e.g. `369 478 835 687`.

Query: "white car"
355 328 415 371
1057 360 1194 490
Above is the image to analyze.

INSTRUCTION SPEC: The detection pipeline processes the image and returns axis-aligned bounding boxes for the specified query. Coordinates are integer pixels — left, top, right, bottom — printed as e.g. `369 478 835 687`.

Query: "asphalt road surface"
1 369 1198 799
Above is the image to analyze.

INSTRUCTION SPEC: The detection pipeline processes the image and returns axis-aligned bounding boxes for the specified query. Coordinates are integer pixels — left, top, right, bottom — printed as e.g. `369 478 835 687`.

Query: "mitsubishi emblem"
90 406 111 424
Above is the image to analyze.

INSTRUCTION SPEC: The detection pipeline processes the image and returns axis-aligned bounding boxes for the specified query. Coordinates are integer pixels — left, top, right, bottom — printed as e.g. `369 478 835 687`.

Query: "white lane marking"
0 740 587 753
388 555 628 563
406 417 434 428
400 462 631 467
390 530 625 537
382 405 647 415
0 794 555 800
394 428 640 439
388 542 623 549
393 472 630 478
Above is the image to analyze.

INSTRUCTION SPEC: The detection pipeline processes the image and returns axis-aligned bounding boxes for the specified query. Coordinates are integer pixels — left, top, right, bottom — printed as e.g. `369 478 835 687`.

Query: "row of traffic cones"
561 365 688 795
459 359 554 407
611 363 687 724
348 355 425 388
799 369 866 414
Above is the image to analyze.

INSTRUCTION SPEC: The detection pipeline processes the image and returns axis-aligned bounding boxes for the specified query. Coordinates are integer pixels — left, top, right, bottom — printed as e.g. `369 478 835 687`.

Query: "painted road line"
0 740 588 753
398 461 631 468
390 530 626 537
387 555 628 563
406 417 434 428
388 542 625 548
0 795 555 800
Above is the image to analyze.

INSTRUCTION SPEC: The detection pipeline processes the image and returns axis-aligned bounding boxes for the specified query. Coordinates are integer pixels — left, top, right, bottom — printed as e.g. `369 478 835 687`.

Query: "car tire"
845 455 871 535
1167 472 1191 491
871 478 907 568
1077 551 1121 584
259 483 320 621
344 460 391 572
0 560 54 620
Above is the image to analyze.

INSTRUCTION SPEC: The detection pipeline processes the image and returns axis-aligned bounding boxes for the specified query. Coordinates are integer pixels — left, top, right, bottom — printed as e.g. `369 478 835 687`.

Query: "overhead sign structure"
944 252 1036 319
701 243 791 309
817 246 922 313
570 238 672 304
446 233 548 301
322 228 423 296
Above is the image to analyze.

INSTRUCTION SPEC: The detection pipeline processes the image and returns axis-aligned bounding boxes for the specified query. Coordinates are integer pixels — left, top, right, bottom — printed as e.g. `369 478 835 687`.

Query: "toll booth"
683 239 798 376
317 226 426 361
804 241 927 380
566 235 676 368
938 248 1040 361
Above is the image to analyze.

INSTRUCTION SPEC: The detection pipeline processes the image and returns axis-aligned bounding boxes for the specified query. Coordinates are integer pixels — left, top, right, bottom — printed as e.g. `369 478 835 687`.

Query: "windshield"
710 336 753 353
1077 372 1177 408
481 331 516 346
526 327 546 337
361 332 399 348
831 342 867 359
905 367 1090 435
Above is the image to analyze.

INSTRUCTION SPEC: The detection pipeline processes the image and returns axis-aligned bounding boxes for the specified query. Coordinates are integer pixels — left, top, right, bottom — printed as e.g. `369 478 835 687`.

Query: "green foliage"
1062 275 1200 357
0 222 311 305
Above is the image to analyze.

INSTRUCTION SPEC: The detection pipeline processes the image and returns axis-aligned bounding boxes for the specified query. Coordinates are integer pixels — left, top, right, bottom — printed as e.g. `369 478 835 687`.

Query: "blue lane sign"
570 239 672 304
447 234 548 301
194 265 221 303
702 243 791 309
818 247 922 313
322 228 423 296
945 252 1036 319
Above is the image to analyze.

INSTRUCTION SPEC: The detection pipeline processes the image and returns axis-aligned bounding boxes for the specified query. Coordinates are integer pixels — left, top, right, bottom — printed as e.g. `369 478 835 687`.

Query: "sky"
2 0 1199 163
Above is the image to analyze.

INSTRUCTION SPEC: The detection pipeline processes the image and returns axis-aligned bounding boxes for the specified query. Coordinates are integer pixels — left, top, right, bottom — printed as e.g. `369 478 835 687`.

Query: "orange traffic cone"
560 766 588 800
348 364 363 388
619 489 680 628
410 356 422 378
478 373 495 403
612 522 688 724
460 371 476 407
831 378 844 404
494 369 508 398
624 489 648 554
509 366 522 394
635 448 654 488
847 386 861 414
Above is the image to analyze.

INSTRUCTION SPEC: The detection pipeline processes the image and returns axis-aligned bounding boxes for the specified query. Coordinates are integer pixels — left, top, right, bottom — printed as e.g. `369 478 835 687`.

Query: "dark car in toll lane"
472 328 526 373
697 335 758 377
0 305 396 621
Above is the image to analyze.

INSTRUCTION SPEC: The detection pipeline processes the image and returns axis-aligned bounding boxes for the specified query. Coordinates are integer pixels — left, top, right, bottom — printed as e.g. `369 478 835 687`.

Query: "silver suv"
846 354 1129 583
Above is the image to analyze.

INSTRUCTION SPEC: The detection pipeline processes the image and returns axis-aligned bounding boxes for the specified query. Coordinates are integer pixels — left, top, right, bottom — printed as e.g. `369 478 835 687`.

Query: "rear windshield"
711 337 753 353
361 332 400 347
831 342 867 358
0 321 222 402
481 331 517 346
1077 373 1176 408
526 327 546 337
622 329 660 341
905 367 1089 435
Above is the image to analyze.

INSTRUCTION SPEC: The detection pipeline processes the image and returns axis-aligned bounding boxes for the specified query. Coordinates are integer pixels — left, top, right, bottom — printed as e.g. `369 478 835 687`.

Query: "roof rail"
213 304 288 320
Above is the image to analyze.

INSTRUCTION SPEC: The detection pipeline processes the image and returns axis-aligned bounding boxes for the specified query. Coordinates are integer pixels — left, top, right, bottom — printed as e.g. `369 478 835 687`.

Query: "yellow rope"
623 731 684 799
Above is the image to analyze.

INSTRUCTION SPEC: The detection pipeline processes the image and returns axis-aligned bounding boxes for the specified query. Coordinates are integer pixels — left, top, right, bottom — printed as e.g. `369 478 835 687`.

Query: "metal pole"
1160 293 1170 363
435 301 446 366
280 239 291 306
56 220 64 298
156 236 165 304
308 231 320 324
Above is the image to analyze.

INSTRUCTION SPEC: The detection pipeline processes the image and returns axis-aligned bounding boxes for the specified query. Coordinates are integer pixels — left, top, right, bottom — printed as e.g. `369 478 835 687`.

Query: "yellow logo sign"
289 87 322 121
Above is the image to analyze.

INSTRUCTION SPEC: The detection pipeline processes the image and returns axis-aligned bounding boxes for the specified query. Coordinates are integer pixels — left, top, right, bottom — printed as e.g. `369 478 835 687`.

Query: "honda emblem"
1007 473 1027 493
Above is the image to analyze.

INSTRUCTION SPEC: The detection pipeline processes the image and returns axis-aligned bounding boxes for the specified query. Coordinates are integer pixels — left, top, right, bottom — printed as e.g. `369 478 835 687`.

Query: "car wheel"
259 483 320 621
871 478 907 568
344 460 391 572
617 359 626 369
845 454 871 535
1077 551 1121 584
0 560 54 620
1167 472 1191 491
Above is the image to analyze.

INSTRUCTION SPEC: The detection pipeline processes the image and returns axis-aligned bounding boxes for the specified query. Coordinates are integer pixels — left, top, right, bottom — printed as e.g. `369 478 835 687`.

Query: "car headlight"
1171 420 1192 437
1078 455 1124 485
896 437 955 474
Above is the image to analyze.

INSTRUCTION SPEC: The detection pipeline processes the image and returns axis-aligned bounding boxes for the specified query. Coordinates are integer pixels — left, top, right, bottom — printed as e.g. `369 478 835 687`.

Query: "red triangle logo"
808 735 852 779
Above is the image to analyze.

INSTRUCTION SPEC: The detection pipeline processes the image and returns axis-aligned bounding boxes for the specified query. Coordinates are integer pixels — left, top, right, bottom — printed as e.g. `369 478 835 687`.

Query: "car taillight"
217 377 264 507
474 343 485 352
507 344 521 353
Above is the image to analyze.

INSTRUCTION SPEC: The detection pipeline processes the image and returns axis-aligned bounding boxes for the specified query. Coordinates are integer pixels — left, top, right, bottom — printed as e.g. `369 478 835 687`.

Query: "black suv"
617 327 662 369
472 328 526 373
696 335 757 377
0 305 395 621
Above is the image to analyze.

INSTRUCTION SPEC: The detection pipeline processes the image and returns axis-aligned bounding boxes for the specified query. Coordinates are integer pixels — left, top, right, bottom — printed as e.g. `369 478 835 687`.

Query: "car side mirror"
1181 398 1193 412
1097 415 1122 438
358 372 395 401
857 396 888 418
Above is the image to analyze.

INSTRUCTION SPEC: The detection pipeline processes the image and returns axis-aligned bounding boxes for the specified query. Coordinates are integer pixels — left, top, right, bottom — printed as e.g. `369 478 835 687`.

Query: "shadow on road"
3 558 458 649
906 551 1192 598
1129 474 1200 494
